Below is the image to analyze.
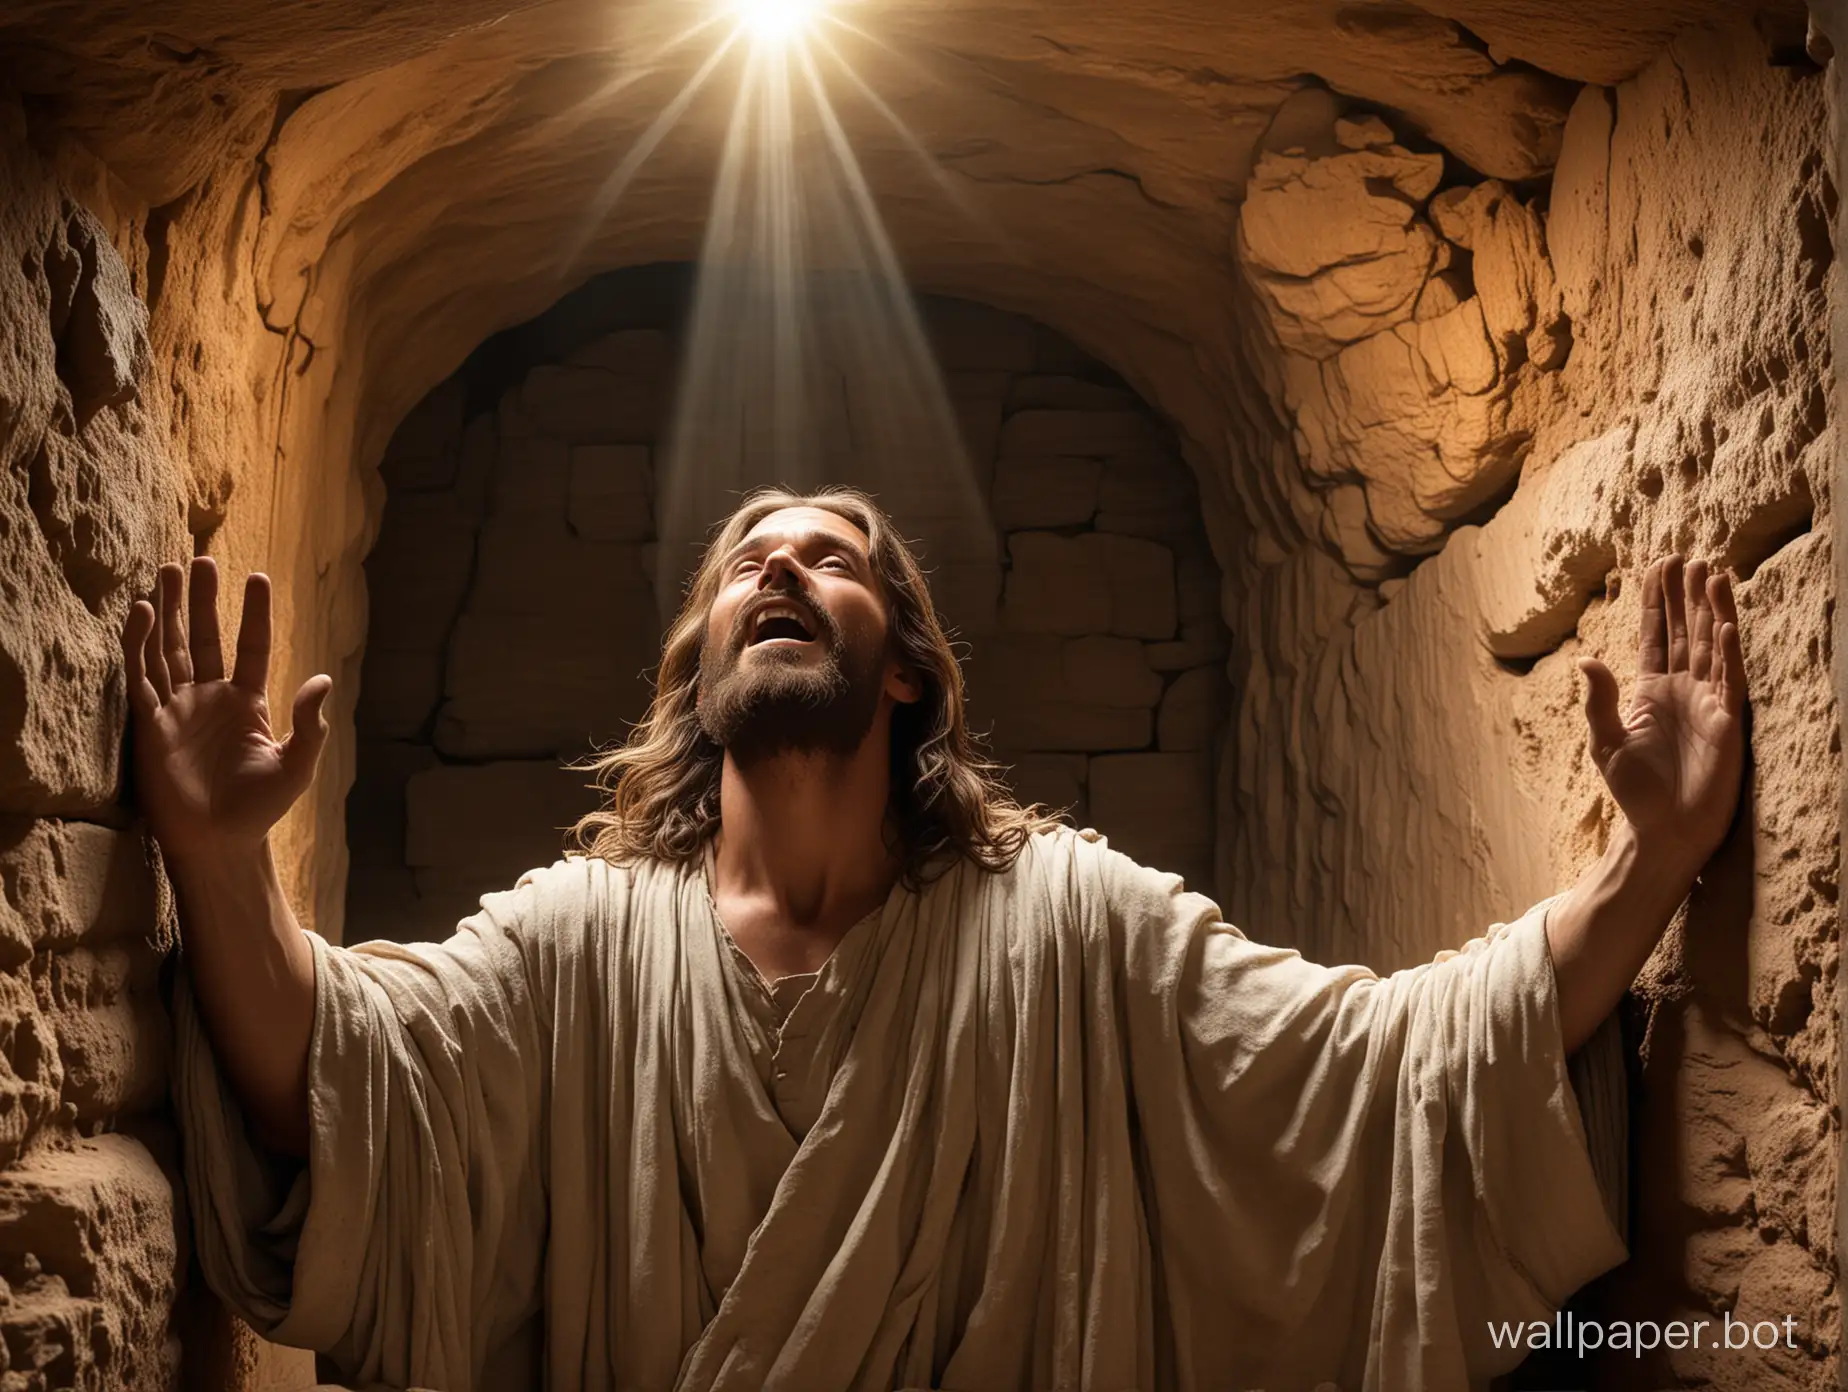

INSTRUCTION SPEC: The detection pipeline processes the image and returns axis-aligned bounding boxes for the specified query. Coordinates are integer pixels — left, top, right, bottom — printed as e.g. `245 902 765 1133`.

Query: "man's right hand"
123 557 326 1157
122 558 333 865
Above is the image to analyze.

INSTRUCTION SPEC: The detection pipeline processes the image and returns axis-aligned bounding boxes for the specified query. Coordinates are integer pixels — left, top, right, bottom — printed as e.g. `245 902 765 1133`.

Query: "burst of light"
573 0 994 613
731 0 824 45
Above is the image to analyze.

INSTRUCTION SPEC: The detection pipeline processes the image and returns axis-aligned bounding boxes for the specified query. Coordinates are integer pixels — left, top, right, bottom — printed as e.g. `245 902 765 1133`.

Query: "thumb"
280 675 333 787
1578 657 1624 766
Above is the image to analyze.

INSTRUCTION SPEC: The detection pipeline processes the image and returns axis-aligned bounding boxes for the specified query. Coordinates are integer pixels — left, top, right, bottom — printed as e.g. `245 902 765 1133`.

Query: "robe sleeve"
171 861 573 1392
1099 842 1629 1392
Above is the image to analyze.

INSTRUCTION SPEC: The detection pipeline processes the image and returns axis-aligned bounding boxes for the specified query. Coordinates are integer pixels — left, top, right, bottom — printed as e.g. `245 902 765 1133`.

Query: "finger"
188 556 225 683
1663 554 1688 673
159 562 194 686
279 675 333 789
1687 559 1713 680
1579 657 1625 765
1709 568 1741 633
121 601 162 715
1638 560 1668 676
143 579 172 703
1707 570 1745 712
1716 620 1747 716
232 573 273 695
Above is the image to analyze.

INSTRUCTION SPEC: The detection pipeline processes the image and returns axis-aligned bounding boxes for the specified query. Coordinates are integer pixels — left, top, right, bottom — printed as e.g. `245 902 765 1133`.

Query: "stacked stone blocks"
348 289 1233 940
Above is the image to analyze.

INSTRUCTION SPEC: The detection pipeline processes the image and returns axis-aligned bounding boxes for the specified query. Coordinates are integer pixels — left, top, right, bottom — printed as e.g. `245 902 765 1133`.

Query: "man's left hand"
1577 555 1747 882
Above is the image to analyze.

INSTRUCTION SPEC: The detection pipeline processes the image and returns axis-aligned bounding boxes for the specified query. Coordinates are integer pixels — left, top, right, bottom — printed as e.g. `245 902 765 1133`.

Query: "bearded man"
126 487 1748 1392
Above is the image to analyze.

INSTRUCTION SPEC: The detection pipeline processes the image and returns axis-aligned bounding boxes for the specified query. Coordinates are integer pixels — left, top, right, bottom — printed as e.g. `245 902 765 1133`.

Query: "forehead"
739 506 869 552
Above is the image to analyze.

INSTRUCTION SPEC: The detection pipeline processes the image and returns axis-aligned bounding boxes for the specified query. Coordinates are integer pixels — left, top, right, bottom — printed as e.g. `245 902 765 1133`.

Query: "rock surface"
0 819 184 1386
0 2 1833 1389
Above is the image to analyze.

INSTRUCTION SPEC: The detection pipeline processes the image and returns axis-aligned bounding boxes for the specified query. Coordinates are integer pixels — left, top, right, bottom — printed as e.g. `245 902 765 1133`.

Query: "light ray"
589 9 731 101
806 28 995 234
564 24 745 267
731 0 824 46
651 0 1000 622
796 37 991 540
812 13 919 67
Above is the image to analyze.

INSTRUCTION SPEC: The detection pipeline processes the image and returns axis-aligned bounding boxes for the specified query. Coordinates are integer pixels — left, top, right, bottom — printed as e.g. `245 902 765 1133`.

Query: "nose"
756 544 805 591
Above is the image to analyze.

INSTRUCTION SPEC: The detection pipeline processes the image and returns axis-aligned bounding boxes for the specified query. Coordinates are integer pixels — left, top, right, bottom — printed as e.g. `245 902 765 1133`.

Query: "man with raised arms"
129 486 1746 1391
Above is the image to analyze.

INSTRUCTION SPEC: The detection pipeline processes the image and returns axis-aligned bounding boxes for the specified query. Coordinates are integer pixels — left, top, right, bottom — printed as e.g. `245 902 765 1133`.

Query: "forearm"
1544 820 1694 1054
170 840 316 1158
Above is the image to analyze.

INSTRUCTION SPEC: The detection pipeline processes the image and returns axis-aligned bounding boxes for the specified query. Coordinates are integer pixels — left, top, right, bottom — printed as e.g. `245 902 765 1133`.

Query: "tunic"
172 826 1629 1392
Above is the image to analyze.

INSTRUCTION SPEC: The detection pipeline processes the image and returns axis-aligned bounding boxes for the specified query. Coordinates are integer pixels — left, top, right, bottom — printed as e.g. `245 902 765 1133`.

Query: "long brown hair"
569 485 1064 884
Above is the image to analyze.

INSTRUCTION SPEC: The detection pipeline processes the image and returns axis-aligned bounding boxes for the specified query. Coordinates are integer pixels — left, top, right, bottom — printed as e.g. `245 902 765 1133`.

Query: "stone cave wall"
346 273 1230 943
0 6 1835 1390
1213 31 1842 1390
0 107 192 1387
0 90 327 1391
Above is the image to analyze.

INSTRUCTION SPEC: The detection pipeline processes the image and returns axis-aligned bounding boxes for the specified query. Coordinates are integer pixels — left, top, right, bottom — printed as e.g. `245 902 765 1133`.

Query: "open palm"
1578 556 1746 877
122 559 332 862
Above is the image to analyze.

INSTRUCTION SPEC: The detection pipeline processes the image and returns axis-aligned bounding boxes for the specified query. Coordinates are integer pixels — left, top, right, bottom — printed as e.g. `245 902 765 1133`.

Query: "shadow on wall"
345 265 1233 945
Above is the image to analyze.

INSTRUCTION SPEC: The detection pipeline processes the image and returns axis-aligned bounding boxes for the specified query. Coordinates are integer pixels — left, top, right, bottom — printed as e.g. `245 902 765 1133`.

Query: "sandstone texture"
0 819 184 1387
0 1 1836 1388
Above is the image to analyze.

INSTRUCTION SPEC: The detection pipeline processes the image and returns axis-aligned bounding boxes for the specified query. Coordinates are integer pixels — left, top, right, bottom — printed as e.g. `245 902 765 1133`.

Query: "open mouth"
746 600 819 646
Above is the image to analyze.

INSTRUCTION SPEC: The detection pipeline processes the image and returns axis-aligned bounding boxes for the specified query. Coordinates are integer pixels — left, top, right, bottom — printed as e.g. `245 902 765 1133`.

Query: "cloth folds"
173 827 1627 1392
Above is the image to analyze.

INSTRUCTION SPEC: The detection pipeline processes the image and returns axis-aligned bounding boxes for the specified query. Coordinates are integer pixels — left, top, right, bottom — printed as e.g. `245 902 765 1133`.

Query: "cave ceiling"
0 0 1804 482
1 0 1783 218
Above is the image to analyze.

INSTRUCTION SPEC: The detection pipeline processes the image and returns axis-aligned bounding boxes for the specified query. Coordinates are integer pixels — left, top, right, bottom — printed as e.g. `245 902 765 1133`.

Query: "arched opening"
345 265 1231 943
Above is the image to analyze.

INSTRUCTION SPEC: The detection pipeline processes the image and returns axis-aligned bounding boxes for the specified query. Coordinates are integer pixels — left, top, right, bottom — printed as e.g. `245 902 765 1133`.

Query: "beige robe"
173 826 1628 1392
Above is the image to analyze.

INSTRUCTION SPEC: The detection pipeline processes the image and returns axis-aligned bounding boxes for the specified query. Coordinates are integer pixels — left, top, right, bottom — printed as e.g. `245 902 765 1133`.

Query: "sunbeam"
645 0 1000 628
807 27 998 235
731 0 826 45
563 22 744 268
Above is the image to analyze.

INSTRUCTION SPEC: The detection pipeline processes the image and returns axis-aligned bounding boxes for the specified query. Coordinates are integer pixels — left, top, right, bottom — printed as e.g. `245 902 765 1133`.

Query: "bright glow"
731 0 822 44
576 0 994 616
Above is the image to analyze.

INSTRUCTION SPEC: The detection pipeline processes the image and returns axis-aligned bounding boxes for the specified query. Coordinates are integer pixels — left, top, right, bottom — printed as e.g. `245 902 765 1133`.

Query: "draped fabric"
173 827 1627 1392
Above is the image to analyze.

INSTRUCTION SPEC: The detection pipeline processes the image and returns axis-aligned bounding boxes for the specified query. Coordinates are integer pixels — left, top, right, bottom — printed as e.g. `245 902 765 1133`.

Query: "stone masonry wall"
347 274 1231 942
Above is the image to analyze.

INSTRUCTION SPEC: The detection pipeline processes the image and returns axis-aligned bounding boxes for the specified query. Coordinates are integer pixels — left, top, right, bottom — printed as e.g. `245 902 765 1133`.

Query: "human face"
697 506 913 765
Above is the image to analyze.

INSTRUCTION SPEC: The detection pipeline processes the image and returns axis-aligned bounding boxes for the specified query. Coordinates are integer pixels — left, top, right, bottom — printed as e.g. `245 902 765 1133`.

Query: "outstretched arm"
123 557 332 1156
1547 555 1747 1053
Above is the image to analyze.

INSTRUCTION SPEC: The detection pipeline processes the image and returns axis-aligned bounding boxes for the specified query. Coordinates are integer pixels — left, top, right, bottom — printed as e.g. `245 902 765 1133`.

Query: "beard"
697 582 888 767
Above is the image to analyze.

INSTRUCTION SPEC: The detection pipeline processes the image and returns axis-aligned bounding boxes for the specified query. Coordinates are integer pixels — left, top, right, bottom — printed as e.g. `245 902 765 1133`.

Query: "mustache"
731 580 837 649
